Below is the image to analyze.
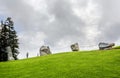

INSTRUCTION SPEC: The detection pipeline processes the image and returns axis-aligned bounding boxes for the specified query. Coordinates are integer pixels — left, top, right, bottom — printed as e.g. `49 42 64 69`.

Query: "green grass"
0 49 120 78
113 46 120 49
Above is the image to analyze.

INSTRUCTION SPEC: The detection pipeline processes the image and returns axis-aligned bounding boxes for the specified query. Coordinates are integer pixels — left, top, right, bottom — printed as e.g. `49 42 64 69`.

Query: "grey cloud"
97 23 120 42
95 0 120 42
0 0 49 31
44 0 86 46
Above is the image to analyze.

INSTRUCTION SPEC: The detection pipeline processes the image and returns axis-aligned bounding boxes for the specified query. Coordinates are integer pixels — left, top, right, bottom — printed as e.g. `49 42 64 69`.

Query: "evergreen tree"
0 17 19 61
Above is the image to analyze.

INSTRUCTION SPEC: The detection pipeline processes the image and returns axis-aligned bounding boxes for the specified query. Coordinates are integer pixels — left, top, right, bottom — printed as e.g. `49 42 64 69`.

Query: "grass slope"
0 49 120 78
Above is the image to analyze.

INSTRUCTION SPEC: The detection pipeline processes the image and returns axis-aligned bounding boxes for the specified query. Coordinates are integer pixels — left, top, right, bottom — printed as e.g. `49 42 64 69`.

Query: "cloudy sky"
0 0 120 59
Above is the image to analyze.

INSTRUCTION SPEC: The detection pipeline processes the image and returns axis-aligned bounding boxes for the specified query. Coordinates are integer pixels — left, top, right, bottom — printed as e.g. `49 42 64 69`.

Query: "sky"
0 0 120 59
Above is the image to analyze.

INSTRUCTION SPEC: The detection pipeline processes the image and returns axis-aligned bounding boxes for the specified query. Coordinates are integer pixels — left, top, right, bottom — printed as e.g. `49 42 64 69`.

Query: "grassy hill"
0 49 120 78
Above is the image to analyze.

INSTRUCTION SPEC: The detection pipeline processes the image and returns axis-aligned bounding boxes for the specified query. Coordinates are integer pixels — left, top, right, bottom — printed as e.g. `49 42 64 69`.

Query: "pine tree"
0 17 19 61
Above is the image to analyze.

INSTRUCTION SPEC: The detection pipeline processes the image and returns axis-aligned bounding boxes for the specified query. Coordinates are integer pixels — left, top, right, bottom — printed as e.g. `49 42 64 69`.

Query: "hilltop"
0 49 120 78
